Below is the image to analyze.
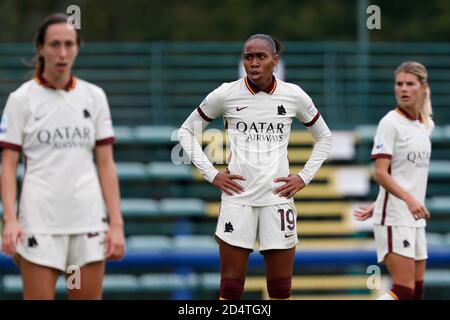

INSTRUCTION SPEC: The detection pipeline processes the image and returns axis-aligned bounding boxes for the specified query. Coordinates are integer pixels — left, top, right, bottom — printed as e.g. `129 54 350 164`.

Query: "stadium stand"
0 42 450 299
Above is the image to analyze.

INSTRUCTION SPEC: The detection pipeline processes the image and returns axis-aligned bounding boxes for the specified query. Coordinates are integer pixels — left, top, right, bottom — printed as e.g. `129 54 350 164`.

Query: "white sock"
377 292 396 300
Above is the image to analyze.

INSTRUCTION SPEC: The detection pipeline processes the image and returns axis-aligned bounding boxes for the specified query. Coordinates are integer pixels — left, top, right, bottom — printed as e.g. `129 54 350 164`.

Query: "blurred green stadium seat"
199 273 220 290
427 197 450 214
429 162 450 178
121 199 159 217
425 270 450 286
134 126 176 144
427 233 446 247
114 126 135 143
139 273 198 291
116 162 148 180
146 162 192 180
159 198 205 216
103 274 141 293
173 235 216 250
126 235 173 250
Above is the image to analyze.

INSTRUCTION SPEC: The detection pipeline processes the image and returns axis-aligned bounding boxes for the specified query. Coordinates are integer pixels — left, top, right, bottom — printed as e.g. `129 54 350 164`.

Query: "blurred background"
0 0 449 299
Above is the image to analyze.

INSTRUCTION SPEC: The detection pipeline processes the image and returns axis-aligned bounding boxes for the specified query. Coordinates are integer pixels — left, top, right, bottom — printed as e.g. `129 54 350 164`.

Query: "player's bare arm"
375 158 430 220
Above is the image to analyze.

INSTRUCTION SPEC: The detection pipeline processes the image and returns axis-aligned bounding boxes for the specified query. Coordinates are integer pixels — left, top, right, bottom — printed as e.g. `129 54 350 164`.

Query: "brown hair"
395 61 432 127
32 13 81 76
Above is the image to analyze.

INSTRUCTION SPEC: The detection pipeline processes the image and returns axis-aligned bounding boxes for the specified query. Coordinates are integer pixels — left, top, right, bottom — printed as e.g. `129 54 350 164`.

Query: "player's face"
39 23 79 77
395 72 427 110
243 39 279 88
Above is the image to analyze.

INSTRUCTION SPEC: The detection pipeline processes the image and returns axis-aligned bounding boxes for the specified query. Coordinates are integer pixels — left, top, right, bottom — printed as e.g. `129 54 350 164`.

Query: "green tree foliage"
0 0 448 42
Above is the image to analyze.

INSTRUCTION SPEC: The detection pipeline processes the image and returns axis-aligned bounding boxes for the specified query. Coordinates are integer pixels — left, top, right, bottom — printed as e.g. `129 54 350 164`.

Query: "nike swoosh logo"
284 234 295 238
236 107 248 111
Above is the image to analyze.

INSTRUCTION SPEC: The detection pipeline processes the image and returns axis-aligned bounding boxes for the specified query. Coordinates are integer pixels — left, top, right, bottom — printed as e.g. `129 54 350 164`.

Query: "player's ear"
273 54 279 67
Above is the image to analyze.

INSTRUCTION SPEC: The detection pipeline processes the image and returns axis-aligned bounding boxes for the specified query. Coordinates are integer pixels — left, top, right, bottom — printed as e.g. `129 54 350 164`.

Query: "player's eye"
50 42 60 48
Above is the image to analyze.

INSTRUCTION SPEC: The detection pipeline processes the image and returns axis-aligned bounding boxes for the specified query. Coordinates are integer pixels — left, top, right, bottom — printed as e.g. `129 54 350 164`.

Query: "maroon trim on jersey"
96 137 116 146
381 190 389 225
396 107 423 123
0 142 22 151
371 153 392 160
387 226 393 253
302 112 321 127
244 76 277 95
380 165 391 225
197 107 213 122
35 74 77 91
224 119 229 129
18 155 28 218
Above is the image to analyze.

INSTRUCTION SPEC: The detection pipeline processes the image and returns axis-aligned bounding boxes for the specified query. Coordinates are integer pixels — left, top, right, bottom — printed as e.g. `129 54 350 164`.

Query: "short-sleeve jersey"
0 76 115 234
371 108 433 227
197 77 320 206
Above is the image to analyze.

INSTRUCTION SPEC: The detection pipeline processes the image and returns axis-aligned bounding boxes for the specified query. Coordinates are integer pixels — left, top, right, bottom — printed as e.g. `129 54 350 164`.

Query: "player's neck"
398 104 420 120
41 70 72 90
247 75 275 93
255 77 273 92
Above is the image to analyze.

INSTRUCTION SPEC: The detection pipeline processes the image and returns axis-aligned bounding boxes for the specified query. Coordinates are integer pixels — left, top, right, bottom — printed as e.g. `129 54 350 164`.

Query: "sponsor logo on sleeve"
0 115 7 134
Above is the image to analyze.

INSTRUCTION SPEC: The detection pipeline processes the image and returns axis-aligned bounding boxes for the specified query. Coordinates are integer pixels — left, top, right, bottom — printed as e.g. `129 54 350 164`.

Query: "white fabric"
371 110 433 227
373 225 428 263
0 78 114 234
15 232 105 271
215 200 298 251
177 112 219 183
178 78 332 206
377 292 396 300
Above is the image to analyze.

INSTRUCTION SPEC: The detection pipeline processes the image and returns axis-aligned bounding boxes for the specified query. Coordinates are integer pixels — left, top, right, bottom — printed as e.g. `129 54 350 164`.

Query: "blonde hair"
395 61 432 127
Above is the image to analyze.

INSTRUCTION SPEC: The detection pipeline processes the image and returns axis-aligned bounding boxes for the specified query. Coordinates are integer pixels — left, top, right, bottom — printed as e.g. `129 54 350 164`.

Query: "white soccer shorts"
15 232 106 272
373 224 428 263
215 200 299 251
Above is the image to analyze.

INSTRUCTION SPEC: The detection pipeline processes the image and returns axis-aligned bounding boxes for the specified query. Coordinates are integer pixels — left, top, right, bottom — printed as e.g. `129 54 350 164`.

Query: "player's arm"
274 116 332 198
1 148 24 256
374 158 429 220
95 144 125 260
298 115 333 184
178 90 245 195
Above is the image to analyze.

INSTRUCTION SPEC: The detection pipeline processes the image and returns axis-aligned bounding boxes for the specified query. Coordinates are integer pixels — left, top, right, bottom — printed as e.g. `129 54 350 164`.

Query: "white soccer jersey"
371 108 434 227
0 76 115 234
179 77 332 206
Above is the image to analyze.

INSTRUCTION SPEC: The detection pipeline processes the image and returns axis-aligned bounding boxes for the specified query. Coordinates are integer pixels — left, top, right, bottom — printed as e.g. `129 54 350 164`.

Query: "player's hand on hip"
273 174 306 199
352 203 375 221
404 194 430 220
212 170 245 195
1 218 24 256
104 224 126 261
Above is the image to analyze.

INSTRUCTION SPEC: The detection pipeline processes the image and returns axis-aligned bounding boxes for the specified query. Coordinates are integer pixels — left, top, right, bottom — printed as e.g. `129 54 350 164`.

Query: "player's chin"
248 73 262 83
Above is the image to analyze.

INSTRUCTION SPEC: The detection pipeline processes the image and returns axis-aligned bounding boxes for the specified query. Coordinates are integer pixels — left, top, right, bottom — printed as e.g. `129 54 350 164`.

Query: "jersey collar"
35 74 77 91
245 76 277 95
396 106 423 123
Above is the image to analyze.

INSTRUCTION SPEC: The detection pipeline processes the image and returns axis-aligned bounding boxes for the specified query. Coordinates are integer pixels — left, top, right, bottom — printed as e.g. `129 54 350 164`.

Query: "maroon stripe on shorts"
387 226 393 253
381 191 389 225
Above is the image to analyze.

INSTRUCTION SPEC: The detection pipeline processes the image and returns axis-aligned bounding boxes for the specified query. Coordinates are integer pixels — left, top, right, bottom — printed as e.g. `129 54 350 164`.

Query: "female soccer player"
178 34 333 300
0 13 125 299
354 61 433 300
